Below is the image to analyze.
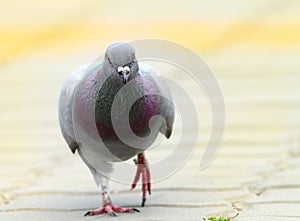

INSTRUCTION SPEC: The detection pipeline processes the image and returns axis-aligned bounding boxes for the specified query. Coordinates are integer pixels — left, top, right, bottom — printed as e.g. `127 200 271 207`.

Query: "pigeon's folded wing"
138 62 175 139
58 64 90 153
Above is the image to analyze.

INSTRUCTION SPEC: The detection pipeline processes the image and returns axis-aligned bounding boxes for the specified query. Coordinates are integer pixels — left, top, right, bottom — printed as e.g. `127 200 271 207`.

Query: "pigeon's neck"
95 71 159 139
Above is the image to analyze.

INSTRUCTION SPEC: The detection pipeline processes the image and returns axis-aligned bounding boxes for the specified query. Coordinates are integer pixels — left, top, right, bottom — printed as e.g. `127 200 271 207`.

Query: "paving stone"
1 3 300 220
0 206 232 221
245 188 300 203
239 203 300 218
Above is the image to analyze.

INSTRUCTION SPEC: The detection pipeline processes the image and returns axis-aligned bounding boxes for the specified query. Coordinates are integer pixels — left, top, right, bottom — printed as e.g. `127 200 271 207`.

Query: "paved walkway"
1 46 300 221
1 1 300 220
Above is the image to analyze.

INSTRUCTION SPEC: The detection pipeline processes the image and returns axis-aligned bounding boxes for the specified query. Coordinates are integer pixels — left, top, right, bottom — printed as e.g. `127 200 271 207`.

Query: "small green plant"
202 213 239 221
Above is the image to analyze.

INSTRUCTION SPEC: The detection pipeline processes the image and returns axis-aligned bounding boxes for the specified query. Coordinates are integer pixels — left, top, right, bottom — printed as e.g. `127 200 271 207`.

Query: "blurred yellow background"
1 0 300 63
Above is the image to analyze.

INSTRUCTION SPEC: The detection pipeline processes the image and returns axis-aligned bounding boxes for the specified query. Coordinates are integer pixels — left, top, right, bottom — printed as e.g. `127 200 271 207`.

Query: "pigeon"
58 42 174 216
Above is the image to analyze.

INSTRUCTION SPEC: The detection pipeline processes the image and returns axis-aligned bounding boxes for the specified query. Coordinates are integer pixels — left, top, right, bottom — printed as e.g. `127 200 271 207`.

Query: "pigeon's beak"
117 66 130 84
122 73 128 84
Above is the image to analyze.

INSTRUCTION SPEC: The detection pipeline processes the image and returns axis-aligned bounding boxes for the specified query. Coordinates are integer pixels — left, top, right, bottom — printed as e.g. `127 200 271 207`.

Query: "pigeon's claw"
141 197 146 207
84 211 91 216
132 208 140 212
84 208 105 217
131 153 151 207
84 202 139 217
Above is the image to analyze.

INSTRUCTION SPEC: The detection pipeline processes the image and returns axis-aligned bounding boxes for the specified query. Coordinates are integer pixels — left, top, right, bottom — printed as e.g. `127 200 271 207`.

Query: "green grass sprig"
202 213 239 221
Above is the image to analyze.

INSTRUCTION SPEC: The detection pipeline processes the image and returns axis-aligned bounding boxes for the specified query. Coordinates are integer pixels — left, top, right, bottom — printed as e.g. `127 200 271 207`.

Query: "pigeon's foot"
131 153 151 207
84 202 139 217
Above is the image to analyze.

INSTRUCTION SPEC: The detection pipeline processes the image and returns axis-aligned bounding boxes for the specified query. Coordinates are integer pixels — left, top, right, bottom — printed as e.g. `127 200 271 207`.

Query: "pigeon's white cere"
117 66 130 73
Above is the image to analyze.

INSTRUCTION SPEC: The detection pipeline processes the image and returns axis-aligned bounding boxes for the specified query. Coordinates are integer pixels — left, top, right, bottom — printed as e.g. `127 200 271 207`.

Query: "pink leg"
84 190 139 217
84 202 139 217
131 153 151 207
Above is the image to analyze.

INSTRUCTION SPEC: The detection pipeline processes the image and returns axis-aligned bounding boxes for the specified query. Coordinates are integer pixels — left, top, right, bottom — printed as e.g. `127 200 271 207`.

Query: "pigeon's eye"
126 61 134 67
106 56 112 64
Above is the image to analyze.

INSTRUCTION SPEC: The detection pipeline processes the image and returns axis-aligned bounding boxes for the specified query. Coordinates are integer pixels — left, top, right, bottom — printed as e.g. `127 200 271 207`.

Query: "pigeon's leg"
131 153 151 207
84 172 140 217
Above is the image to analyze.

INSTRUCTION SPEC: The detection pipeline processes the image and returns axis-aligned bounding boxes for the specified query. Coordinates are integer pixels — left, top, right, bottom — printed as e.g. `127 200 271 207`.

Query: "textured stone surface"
1 1 300 220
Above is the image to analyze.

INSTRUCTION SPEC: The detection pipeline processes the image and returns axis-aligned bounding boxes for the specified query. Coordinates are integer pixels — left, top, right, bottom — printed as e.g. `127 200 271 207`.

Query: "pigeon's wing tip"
70 140 79 153
61 134 79 154
165 127 172 139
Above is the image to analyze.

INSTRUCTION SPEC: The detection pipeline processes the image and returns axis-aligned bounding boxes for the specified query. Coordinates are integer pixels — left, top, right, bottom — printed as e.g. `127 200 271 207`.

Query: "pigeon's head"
104 42 139 84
